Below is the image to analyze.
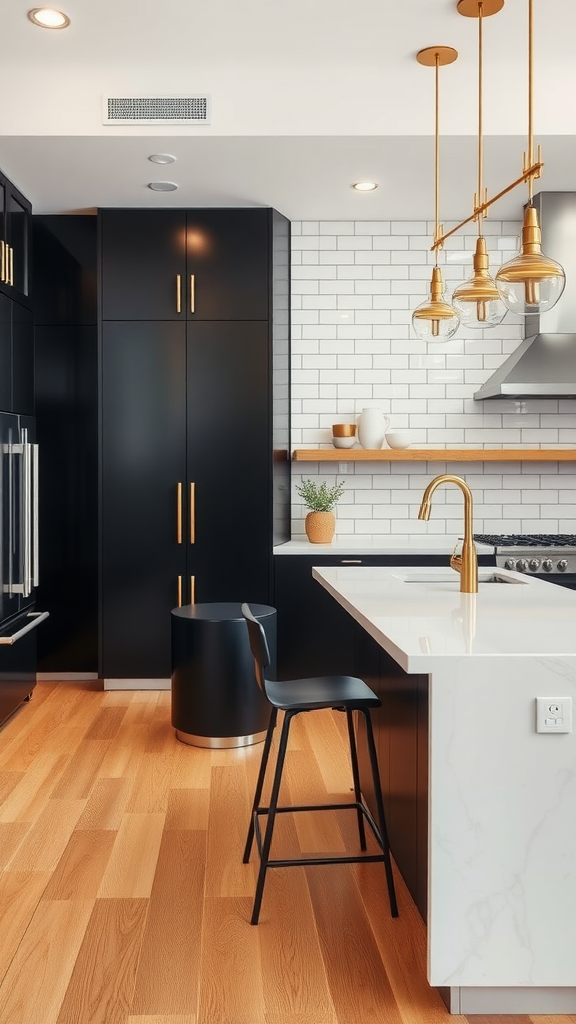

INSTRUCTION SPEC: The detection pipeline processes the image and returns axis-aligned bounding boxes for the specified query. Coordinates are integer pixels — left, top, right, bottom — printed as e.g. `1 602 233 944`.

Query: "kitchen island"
312 564 576 1016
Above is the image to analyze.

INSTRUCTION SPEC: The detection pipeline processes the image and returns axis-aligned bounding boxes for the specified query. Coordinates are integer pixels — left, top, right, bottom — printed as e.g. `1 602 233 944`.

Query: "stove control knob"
528 558 541 572
542 559 554 572
516 558 528 572
504 558 517 570
558 559 568 572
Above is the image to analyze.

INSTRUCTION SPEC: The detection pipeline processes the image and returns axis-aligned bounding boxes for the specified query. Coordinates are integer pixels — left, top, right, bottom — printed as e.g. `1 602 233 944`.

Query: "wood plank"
57 898 148 1024
0 898 94 1024
96 721 150 779
0 751 72 823
126 752 177 813
97 812 165 898
197 896 266 1024
83 706 128 740
300 709 356 795
9 797 87 871
306 864 404 1024
41 829 117 900
131 830 205 1015
0 821 30 869
204 765 254 898
127 1016 196 1023
292 447 576 462
283 749 346 856
0 870 52 980
165 788 209 831
75 776 133 830
0 770 24 802
50 739 111 799
258 862 337 1024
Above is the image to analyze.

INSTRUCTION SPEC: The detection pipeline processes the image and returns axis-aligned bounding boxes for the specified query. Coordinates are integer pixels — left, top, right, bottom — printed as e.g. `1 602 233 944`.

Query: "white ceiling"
1 0 575 220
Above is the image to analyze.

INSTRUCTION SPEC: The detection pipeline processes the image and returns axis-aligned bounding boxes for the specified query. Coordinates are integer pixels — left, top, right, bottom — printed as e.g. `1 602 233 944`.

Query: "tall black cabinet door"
12 302 34 415
100 210 186 321
186 210 269 321
0 293 10 412
101 322 186 679
186 321 270 604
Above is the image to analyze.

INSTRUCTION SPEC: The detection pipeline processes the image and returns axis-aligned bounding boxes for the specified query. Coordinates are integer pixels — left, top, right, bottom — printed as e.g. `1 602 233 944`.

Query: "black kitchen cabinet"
100 208 269 322
99 207 290 681
0 291 34 416
0 169 32 308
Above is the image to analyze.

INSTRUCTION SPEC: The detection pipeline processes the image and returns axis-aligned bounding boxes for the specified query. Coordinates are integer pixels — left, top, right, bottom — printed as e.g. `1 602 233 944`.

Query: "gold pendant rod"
477 2 484 231
434 54 440 255
431 158 543 250
527 0 534 201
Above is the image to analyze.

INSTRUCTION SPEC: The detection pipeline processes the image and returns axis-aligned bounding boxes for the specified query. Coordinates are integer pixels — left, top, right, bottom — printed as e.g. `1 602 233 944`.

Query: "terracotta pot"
305 511 335 544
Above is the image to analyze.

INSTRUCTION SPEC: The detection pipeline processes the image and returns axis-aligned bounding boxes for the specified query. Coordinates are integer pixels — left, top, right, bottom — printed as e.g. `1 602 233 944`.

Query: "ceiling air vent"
102 95 210 125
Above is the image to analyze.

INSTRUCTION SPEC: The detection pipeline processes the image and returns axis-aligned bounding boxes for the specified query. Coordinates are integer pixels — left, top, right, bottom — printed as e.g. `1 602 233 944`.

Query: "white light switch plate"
535 697 573 733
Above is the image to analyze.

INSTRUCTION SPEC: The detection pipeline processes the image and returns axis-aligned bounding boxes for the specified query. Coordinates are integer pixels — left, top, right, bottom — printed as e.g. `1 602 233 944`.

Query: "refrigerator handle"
0 610 50 645
22 438 32 598
32 444 39 587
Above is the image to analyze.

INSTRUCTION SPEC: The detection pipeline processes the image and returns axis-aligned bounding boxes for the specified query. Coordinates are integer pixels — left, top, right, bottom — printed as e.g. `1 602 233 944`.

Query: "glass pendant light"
452 0 507 329
495 0 565 315
412 46 460 343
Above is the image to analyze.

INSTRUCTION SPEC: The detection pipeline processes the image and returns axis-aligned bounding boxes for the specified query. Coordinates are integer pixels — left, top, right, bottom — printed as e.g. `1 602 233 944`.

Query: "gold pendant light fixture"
413 0 565 335
411 46 460 343
495 0 566 315
452 0 507 329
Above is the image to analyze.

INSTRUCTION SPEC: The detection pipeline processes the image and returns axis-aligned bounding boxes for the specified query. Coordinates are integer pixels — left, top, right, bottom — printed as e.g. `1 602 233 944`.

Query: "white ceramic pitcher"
356 407 389 450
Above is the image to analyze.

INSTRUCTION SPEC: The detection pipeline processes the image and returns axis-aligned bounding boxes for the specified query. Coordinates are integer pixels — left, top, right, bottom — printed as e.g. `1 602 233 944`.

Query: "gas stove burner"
474 534 576 548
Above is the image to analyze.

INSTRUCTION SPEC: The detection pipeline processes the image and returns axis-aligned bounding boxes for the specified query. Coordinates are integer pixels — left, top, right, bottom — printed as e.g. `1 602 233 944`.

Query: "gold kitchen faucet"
418 474 478 593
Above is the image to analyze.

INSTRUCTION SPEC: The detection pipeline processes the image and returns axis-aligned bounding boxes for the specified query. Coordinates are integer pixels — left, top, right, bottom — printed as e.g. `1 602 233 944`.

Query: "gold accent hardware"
176 482 183 543
412 267 459 337
0 240 5 283
190 274 195 313
190 575 195 604
176 274 182 313
177 575 183 607
189 482 195 543
417 475 478 593
9 246 13 286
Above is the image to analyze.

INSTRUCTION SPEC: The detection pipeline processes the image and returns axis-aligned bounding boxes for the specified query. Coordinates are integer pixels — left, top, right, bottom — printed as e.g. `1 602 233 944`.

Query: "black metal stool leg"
243 707 278 863
250 710 295 925
362 709 399 918
346 709 367 850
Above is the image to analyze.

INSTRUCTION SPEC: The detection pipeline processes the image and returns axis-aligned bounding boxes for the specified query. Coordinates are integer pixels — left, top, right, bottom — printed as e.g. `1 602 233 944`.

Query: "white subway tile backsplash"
290 217 570 537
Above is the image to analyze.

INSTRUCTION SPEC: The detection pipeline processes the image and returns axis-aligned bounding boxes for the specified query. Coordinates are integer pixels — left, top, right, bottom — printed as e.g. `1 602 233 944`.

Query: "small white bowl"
385 431 412 449
332 435 356 449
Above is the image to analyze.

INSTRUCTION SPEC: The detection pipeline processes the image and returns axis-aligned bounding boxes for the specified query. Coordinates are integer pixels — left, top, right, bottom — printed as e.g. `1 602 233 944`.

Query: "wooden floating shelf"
292 448 576 463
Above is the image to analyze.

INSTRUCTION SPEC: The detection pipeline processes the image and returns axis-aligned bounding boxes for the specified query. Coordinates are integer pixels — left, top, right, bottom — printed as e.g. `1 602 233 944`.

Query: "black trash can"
171 602 276 748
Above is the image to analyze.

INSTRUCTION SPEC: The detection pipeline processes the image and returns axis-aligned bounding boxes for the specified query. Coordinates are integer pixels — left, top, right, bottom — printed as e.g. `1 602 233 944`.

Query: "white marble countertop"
274 536 495 556
312 565 576 670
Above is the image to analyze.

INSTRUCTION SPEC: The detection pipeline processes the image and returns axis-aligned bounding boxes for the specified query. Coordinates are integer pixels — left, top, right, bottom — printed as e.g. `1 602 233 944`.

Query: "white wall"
290 219 576 539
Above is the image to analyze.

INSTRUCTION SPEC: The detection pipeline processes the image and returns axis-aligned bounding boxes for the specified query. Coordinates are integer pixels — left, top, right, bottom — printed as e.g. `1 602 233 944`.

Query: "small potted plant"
295 478 346 544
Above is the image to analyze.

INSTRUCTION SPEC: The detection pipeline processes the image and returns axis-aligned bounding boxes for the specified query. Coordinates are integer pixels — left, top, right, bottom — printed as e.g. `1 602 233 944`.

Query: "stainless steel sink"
395 571 527 585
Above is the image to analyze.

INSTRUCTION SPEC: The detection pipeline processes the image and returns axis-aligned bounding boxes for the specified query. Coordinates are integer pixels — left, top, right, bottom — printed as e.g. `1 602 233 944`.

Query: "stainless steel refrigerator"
0 411 48 726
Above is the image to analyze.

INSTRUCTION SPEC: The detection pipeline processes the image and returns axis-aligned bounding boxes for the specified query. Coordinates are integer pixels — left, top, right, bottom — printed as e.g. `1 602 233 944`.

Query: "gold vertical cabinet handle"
177 576 183 607
189 576 195 605
0 240 5 283
190 274 195 314
176 274 182 313
9 245 13 286
176 482 183 543
189 482 195 543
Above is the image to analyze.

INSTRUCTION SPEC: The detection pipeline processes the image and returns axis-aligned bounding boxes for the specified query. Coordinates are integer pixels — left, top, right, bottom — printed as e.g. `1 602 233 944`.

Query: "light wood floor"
1 681 574 1024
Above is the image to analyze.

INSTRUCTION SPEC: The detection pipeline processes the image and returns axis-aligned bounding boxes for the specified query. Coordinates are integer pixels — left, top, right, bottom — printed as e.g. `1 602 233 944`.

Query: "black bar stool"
241 603 398 925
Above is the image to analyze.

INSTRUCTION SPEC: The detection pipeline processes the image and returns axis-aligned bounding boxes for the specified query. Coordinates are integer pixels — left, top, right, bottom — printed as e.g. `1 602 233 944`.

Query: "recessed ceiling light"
148 154 177 165
28 7 70 28
148 181 179 192
351 181 379 192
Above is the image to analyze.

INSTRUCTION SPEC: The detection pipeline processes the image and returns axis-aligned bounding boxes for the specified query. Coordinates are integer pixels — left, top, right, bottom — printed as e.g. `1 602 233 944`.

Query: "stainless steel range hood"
474 192 576 399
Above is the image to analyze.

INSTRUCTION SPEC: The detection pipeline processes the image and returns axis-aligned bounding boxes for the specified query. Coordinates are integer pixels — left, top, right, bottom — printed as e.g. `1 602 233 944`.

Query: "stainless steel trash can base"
171 602 276 749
